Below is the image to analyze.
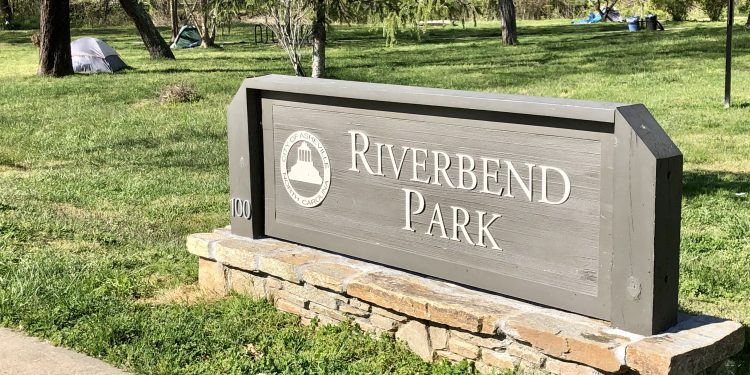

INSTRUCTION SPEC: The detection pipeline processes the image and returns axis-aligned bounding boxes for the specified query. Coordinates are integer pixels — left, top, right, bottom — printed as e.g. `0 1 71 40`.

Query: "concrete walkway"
0 329 129 375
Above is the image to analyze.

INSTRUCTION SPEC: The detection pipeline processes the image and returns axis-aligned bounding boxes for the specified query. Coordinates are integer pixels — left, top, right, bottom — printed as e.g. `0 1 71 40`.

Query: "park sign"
227 75 682 335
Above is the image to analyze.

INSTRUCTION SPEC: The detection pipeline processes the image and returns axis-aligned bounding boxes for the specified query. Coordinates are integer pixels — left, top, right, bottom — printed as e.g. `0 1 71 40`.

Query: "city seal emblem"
280 130 331 208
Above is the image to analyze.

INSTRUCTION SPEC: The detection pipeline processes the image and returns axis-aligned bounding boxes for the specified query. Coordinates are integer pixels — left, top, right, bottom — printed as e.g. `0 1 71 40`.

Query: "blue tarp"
573 12 602 24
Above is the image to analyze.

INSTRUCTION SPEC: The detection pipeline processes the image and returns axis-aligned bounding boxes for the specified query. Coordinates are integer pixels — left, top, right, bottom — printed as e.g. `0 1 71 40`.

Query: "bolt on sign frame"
227 75 682 335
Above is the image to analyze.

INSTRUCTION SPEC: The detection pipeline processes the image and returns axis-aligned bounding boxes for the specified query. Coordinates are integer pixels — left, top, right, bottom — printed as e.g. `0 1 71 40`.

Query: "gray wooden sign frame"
227 75 682 335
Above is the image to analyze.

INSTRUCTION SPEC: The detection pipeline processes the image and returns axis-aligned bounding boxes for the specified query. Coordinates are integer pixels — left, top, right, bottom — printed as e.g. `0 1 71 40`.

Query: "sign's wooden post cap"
226 75 682 335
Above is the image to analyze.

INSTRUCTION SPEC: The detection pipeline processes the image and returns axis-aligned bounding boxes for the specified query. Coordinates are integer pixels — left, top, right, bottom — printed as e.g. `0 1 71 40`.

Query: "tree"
171 0 179 41
1 0 13 28
102 0 112 23
311 0 326 77
260 0 483 76
183 0 242 48
258 0 354 77
368 0 482 46
38 0 74 77
498 0 517 44
651 0 693 20
262 0 313 76
195 0 217 47
119 0 175 59
181 0 217 47
309 0 368 77
593 0 620 21
699 0 725 21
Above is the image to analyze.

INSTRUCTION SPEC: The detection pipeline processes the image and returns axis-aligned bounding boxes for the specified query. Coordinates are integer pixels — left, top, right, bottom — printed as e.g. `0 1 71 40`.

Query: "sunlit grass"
0 19 748 373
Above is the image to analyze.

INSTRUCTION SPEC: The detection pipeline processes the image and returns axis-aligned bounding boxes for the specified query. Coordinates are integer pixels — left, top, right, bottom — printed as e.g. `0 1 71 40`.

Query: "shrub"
30 32 41 49
652 0 694 20
699 0 725 20
159 83 200 104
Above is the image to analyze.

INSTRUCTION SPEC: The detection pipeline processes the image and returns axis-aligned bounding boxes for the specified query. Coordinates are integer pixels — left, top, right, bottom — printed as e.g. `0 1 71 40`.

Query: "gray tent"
71 37 127 74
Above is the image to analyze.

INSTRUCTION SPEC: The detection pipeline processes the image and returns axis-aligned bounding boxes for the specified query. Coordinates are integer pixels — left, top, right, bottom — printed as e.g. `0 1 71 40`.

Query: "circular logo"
280 131 331 208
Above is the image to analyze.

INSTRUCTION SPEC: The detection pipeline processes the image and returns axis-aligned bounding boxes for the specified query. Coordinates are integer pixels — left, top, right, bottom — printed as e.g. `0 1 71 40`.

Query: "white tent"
70 37 127 74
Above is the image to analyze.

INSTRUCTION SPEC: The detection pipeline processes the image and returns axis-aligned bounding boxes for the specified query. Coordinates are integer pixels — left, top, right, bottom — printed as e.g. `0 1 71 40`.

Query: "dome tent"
70 37 127 74
171 25 201 49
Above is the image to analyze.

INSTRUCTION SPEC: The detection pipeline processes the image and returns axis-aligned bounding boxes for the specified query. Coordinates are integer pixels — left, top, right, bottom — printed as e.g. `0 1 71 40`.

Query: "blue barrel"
627 16 640 32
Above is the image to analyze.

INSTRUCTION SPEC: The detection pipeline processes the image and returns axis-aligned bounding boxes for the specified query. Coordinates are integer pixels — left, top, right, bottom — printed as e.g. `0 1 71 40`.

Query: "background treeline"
2 0 744 30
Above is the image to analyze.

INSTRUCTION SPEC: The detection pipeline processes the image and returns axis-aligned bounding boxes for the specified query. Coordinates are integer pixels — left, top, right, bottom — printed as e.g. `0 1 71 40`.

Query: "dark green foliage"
1 21 749 374
651 0 694 20
699 0 725 20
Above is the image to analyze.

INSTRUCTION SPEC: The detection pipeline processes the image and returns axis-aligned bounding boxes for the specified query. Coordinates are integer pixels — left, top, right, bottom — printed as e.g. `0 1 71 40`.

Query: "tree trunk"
118 0 175 59
746 12 750 29
102 0 111 23
198 20 215 48
200 24 215 48
38 0 74 77
598 0 618 22
1 0 13 27
293 60 305 77
311 0 326 78
170 0 178 41
197 0 215 48
499 0 518 45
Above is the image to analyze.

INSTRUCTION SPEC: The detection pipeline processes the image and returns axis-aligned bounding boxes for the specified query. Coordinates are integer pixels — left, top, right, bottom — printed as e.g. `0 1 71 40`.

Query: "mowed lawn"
1 19 749 373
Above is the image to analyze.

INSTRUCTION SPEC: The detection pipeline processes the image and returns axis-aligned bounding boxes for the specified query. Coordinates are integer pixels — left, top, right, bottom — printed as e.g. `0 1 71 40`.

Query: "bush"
652 0 694 20
699 0 725 20
159 83 201 104
70 0 130 27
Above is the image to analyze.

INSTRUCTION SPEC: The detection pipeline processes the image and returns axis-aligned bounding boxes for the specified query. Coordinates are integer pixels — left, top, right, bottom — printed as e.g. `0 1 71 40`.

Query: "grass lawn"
1 19 749 374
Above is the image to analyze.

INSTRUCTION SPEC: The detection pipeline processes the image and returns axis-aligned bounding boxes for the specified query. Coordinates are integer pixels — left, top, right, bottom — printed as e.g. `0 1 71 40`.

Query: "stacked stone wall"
189 230 745 375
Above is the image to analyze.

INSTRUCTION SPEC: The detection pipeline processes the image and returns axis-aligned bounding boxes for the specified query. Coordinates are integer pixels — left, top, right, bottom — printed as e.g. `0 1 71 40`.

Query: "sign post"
725 0 734 108
227 75 682 335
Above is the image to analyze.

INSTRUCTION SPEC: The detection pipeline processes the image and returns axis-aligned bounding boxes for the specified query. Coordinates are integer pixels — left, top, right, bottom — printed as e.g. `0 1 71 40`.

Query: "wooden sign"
227 75 682 335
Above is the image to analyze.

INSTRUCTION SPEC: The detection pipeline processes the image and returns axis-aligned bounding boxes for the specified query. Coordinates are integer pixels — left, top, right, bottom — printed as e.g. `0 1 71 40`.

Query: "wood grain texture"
226 76 682 333
227 86 255 237
262 97 612 317
247 74 622 122
611 105 681 335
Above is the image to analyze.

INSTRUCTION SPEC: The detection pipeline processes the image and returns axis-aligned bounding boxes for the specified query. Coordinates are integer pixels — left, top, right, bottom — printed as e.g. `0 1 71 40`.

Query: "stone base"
187 228 744 375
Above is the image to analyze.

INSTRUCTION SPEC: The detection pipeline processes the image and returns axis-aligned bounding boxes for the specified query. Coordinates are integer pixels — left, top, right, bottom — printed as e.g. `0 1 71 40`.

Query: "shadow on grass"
121 67 258 74
86 126 225 151
683 170 750 198
727 329 750 375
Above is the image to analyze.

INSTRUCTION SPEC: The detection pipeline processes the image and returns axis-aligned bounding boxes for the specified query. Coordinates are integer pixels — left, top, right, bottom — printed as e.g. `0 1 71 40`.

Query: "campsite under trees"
14 0 743 76
1 0 749 373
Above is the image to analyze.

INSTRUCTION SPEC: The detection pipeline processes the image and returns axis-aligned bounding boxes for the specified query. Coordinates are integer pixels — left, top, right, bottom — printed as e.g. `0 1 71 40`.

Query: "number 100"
230 198 251 219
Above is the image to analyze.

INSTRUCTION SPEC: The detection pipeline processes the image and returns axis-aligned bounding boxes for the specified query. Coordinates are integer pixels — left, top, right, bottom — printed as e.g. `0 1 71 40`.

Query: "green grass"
1 19 749 373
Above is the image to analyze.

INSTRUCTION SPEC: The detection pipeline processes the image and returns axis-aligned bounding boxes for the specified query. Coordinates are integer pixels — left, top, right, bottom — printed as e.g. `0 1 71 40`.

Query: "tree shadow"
81 127 228 171
320 21 745 95
682 170 750 198
120 67 260 74
734 329 750 374
0 33 35 45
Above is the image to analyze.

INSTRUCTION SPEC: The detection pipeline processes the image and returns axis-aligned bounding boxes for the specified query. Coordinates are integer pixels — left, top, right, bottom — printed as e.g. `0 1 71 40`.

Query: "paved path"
0 328 129 375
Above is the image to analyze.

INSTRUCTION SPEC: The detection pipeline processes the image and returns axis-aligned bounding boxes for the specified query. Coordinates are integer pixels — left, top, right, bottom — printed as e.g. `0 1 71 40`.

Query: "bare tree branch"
262 0 313 76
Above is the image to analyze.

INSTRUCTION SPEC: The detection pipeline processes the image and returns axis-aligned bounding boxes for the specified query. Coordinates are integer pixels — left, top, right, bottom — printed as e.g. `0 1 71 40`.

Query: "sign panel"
227 75 682 335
